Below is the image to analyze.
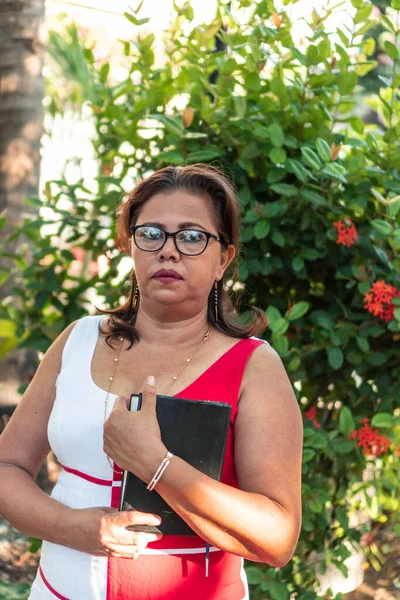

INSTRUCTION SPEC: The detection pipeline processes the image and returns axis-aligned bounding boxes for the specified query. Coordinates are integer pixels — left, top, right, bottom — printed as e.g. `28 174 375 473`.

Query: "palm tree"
0 0 45 405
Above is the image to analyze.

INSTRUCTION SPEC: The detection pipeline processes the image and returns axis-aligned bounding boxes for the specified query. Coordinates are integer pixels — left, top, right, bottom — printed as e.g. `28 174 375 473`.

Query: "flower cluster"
305 406 321 429
349 418 391 457
333 219 358 247
364 280 400 322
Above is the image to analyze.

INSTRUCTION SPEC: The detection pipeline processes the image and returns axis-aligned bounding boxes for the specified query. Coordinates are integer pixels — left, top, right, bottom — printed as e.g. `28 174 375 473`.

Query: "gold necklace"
103 328 210 469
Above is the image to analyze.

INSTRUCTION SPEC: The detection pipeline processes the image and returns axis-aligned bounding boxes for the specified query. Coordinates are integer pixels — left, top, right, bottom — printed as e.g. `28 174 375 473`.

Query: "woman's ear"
216 245 235 280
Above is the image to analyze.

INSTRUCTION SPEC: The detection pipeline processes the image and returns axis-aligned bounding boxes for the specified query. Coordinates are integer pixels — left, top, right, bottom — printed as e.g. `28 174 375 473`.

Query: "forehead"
138 190 215 227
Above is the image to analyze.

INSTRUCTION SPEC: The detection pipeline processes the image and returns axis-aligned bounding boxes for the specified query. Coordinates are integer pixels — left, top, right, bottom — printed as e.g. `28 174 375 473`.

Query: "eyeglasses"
130 225 226 256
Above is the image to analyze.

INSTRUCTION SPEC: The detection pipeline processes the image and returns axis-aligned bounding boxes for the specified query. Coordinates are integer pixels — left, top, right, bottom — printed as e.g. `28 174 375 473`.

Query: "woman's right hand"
63 507 163 558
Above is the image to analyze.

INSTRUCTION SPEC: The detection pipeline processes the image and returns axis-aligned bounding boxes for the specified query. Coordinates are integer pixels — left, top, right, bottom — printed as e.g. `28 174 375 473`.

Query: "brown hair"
95 164 268 348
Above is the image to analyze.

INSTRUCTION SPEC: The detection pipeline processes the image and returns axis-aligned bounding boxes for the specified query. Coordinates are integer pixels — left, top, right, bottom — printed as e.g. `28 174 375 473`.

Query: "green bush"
1 1 400 598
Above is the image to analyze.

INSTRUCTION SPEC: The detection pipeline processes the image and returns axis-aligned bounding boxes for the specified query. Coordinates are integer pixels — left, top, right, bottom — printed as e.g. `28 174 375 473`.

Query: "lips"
153 269 183 280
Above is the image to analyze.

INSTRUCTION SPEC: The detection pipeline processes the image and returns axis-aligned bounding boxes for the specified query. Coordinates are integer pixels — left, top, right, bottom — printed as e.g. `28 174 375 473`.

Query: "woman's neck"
134 306 210 350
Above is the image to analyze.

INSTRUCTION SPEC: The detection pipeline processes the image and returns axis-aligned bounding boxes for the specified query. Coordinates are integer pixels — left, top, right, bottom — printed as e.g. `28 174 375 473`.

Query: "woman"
0 164 303 599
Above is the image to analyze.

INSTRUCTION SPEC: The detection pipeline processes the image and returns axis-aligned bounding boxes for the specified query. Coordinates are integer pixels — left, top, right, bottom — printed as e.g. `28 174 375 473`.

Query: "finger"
112 396 130 411
123 510 162 528
141 376 157 414
116 531 162 546
105 544 143 558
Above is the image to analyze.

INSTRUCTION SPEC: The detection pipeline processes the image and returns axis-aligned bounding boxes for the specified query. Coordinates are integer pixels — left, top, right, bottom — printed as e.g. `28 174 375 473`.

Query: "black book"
119 393 232 536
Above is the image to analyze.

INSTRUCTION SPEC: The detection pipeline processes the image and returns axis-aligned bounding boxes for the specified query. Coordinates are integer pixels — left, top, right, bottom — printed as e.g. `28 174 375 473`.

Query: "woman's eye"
143 228 163 240
179 230 206 243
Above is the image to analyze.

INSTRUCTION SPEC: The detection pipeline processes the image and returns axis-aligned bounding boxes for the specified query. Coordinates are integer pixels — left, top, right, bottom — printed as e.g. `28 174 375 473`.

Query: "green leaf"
148 113 184 137
269 147 287 164
0 580 31 600
371 219 393 235
316 138 331 162
354 4 373 24
0 271 9 286
241 142 260 161
254 221 270 239
309 499 323 513
271 229 285 247
392 0 400 8
270 183 298 197
300 188 329 206
322 162 347 182
265 581 290 600
245 566 264 585
187 147 224 162
311 433 327 449
290 46 307 65
301 147 321 170
288 356 301 372
332 439 355 454
266 305 281 324
300 249 320 260
83 48 94 63
268 123 285 147
286 158 309 183
339 406 355 436
157 149 185 164
233 95 247 118
99 62 110 83
287 301 310 321
356 337 370 352
29 536 42 552
371 413 393 428
0 319 16 337
302 448 316 462
327 347 344 370
292 256 305 272
271 332 289 356
338 71 357 95
355 61 377 78
350 118 365 134
394 308 400 321
269 318 289 335
363 37 376 57
337 29 349 47
124 12 150 26
384 41 399 61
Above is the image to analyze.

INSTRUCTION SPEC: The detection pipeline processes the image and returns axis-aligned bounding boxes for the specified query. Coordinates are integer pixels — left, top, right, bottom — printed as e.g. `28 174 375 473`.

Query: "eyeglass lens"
134 226 208 255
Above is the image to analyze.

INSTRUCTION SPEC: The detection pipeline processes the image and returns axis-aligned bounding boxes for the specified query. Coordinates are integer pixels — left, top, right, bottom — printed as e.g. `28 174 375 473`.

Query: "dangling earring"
133 285 139 311
214 281 218 322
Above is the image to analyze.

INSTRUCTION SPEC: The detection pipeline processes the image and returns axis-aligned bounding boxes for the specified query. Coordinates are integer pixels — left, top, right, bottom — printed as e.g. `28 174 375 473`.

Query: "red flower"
305 406 321 429
364 280 400 323
333 219 358 247
349 418 391 456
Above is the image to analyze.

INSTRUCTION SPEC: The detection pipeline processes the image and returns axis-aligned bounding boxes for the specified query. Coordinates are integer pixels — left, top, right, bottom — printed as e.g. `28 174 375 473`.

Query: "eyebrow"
138 221 209 230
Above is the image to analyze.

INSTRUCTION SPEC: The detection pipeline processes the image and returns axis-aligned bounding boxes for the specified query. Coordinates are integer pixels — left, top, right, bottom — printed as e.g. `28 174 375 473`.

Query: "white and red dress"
28 315 267 600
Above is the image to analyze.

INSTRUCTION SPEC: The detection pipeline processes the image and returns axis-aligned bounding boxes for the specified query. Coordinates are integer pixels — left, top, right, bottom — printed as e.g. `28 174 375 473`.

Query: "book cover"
119 393 231 535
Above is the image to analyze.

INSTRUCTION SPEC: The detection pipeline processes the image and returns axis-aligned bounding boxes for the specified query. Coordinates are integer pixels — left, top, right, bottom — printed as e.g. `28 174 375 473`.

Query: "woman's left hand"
103 376 167 481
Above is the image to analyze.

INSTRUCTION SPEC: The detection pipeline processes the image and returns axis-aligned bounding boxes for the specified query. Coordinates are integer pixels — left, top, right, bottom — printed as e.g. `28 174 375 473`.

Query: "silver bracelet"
146 451 174 491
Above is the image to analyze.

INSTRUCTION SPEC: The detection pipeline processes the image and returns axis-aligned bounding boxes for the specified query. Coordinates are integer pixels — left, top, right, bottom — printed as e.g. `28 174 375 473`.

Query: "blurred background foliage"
1 0 400 598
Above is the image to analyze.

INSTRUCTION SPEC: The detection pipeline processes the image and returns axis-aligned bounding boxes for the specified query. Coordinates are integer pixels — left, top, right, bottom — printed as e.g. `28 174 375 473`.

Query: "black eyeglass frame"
130 224 228 256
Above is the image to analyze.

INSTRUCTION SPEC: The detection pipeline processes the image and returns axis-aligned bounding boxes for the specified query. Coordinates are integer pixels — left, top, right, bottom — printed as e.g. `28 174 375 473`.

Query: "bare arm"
0 321 162 558
0 321 79 542
105 344 303 567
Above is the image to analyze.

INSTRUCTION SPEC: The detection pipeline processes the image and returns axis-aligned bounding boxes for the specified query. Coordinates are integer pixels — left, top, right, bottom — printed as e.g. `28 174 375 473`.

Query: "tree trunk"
0 0 45 405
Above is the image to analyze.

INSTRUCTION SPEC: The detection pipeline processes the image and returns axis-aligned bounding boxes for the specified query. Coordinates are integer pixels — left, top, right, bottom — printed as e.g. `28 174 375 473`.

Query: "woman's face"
127 190 235 315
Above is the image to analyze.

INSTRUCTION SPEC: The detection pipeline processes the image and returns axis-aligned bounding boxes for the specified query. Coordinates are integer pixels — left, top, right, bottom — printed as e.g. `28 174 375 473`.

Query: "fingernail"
147 375 155 386
151 515 162 524
134 553 139 560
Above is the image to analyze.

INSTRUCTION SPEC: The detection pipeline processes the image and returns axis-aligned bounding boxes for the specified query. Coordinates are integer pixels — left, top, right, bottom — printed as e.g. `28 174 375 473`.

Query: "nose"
158 234 180 261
